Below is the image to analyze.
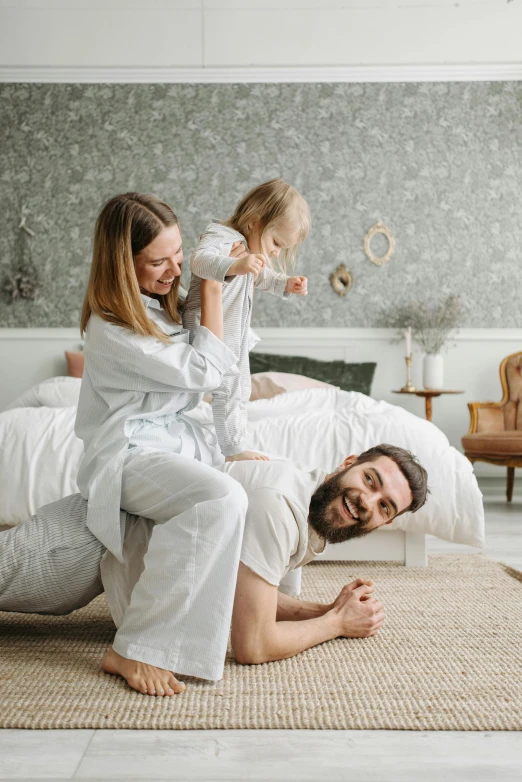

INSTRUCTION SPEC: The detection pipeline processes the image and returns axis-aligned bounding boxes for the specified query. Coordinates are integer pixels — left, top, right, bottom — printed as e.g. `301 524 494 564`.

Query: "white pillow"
242 388 485 548
5 376 81 411
0 405 83 526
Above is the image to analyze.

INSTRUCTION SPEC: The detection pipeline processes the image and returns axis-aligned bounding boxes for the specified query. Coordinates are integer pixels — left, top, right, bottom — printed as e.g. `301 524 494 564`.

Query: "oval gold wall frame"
330 264 353 297
364 221 395 266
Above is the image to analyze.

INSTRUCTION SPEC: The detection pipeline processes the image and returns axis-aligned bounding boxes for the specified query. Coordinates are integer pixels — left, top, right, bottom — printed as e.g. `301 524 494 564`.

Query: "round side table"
392 389 464 422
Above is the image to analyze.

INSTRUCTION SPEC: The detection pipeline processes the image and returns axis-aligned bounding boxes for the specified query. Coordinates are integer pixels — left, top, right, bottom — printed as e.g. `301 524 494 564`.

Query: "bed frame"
281 528 427 596
323 529 427 566
251 330 428 568
0 326 428 567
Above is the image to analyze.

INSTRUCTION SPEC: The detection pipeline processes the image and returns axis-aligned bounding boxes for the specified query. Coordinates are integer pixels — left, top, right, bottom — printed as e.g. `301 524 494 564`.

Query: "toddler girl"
183 178 310 462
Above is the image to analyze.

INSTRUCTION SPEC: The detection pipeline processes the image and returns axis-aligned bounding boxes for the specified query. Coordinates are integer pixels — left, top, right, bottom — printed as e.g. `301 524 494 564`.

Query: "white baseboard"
2 64 522 83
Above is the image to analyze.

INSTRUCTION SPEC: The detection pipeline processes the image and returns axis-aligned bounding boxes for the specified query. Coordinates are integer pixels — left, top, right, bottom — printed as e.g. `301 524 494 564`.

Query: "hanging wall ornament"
364 221 395 266
3 206 40 302
330 264 353 296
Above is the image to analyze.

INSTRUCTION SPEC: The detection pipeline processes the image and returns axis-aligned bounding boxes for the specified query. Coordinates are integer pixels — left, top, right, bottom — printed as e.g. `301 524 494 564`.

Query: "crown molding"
1 327 522 342
1 63 522 83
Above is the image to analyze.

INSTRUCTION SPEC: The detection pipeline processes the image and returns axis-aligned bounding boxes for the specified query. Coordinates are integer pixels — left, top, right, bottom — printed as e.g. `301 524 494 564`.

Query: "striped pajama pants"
0 450 247 682
0 456 301 679
0 493 108 616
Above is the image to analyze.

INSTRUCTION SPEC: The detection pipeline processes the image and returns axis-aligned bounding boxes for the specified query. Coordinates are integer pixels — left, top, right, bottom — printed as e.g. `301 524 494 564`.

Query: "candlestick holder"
401 356 416 392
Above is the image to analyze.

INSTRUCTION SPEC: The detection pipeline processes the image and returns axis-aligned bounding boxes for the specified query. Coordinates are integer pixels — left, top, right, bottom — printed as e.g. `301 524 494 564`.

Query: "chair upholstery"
462 351 522 502
462 431 522 457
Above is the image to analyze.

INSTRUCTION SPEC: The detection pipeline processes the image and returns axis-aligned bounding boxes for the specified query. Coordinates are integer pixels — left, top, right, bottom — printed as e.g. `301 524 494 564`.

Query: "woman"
75 192 248 696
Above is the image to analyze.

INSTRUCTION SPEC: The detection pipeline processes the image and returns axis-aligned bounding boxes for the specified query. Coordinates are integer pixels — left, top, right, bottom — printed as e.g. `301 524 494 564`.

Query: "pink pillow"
250 372 336 401
65 351 84 378
203 372 334 404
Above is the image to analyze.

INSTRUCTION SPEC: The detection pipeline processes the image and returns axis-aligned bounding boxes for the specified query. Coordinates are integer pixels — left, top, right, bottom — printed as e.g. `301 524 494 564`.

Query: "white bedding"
0 377 485 547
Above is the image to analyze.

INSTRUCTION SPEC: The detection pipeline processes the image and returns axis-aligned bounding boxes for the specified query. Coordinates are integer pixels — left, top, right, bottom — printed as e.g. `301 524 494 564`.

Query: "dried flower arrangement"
3 208 40 303
382 295 464 355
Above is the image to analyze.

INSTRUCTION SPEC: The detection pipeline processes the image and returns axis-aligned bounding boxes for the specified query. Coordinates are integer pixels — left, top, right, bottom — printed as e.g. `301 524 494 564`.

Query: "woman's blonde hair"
80 193 181 343
225 178 310 273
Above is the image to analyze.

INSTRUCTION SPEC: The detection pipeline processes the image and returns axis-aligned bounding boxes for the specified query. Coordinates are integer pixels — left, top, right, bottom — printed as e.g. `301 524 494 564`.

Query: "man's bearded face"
308 455 413 545
308 465 374 544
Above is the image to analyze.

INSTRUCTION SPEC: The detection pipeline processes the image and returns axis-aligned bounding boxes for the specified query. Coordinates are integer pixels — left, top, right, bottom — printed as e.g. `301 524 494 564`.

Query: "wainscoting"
1 326 521 485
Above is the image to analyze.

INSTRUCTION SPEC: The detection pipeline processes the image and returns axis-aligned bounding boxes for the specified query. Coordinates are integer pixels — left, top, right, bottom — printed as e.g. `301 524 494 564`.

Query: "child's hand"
286 276 308 295
228 253 265 278
225 450 270 462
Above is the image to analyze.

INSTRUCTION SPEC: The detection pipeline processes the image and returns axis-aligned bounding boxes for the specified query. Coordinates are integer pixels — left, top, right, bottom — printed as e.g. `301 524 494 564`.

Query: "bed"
0 375 485 570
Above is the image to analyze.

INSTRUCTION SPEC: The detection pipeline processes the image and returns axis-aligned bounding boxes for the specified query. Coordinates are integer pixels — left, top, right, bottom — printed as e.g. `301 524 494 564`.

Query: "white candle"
406 326 411 358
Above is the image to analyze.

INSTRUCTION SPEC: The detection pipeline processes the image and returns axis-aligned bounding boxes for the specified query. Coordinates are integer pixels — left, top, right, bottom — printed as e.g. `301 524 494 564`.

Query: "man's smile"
338 494 360 525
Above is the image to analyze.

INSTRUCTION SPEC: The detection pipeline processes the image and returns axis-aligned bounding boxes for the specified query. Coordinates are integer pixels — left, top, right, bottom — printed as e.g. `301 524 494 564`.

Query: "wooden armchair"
462 351 522 502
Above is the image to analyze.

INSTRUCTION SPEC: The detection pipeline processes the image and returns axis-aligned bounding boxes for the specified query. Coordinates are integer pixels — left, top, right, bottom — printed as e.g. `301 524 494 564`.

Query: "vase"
423 353 444 390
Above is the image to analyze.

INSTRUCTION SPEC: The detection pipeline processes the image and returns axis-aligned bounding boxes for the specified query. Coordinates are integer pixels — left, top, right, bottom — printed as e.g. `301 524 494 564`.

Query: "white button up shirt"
75 294 238 561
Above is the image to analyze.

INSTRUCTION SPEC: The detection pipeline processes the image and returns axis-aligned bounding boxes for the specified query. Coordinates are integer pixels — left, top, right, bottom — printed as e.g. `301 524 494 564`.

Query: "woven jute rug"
1 555 521 731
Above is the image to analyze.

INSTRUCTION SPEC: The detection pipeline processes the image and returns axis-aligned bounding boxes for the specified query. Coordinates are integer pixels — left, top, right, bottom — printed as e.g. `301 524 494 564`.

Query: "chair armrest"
467 401 506 434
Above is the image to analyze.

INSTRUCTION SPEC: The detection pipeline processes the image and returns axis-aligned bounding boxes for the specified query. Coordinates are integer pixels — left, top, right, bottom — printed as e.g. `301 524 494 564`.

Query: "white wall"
1 3 520 492
1 327 521 483
0 0 521 73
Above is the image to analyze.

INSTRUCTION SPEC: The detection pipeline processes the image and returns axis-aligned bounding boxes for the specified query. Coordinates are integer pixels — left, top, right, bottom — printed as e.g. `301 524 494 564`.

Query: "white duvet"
0 377 484 547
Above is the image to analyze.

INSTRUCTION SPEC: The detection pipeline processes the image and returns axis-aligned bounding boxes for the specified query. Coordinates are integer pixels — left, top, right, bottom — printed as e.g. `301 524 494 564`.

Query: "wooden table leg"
507 466 515 503
425 396 433 421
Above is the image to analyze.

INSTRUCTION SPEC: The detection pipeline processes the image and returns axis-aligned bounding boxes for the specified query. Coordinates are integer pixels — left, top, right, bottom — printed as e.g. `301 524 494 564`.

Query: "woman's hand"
228 254 265 278
229 241 248 259
227 241 265 278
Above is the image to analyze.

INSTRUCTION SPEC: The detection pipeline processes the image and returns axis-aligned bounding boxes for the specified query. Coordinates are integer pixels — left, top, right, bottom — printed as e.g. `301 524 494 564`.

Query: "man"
0 443 427 695
227 443 428 665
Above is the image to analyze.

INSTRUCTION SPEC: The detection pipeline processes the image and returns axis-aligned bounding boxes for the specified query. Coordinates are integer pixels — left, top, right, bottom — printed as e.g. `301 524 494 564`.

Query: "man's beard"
308 467 372 545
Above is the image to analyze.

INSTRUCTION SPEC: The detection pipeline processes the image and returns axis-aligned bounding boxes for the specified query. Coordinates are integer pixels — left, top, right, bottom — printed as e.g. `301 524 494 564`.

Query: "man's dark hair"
355 443 429 516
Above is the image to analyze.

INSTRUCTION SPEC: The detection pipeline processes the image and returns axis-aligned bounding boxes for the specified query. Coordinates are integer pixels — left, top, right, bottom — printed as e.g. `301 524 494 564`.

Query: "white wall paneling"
203 6 522 67
0 5 203 68
0 0 521 76
0 329 83 412
1 327 521 483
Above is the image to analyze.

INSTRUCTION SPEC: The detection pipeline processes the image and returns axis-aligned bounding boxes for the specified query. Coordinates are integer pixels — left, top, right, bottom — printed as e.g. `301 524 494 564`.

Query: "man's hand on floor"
327 579 385 638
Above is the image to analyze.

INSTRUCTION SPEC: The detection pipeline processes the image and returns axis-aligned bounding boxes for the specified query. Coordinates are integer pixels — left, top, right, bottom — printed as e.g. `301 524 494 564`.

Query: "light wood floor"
1 493 521 782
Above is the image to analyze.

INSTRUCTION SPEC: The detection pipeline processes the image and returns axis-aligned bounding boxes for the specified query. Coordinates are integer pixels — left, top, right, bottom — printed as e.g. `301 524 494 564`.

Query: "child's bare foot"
225 450 270 462
102 647 185 696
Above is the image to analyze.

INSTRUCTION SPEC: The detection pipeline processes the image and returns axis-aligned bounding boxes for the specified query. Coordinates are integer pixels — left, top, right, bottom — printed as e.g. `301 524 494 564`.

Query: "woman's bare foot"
102 647 185 696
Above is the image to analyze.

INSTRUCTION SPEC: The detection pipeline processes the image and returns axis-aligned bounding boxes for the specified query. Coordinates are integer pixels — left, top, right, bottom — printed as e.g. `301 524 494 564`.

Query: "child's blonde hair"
225 178 311 273
80 193 181 344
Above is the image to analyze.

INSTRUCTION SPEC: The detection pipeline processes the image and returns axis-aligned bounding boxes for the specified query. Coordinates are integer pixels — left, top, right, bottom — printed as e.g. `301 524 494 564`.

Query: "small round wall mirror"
364 222 395 266
330 264 353 296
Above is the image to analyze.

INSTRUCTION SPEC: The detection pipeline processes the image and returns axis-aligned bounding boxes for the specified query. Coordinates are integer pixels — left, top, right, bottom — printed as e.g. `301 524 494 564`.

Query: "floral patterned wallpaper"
1 82 521 328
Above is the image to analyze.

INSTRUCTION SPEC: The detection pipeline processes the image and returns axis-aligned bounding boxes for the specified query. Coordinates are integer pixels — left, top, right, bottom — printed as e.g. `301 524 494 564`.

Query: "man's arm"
231 563 384 665
276 590 328 621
